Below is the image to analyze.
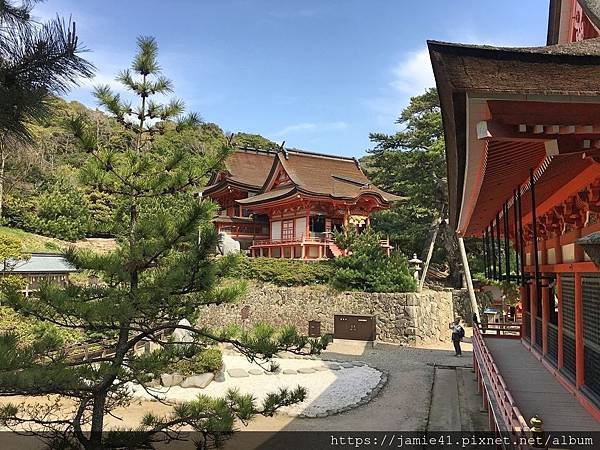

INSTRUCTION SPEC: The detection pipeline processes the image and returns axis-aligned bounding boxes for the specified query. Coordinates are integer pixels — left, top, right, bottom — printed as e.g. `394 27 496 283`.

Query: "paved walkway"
485 338 600 431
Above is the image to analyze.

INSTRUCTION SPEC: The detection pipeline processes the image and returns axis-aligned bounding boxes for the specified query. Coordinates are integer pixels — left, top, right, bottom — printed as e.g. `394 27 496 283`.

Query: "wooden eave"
429 38 600 236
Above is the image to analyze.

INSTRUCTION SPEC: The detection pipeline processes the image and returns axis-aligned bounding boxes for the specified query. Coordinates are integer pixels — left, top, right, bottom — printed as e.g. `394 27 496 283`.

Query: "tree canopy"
0 36 328 450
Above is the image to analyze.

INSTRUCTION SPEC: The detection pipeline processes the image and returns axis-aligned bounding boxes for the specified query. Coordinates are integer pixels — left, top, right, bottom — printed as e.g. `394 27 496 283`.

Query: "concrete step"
428 367 461 431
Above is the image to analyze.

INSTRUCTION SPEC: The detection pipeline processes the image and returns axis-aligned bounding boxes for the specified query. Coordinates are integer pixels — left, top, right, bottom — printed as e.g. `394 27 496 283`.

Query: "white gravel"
129 355 383 417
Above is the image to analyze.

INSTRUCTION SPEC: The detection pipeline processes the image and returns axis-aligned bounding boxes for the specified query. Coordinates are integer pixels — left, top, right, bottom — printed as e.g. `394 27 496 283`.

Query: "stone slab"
181 373 214 388
297 368 316 374
340 362 354 369
248 369 264 375
313 366 329 371
282 369 297 375
227 368 249 378
161 373 184 387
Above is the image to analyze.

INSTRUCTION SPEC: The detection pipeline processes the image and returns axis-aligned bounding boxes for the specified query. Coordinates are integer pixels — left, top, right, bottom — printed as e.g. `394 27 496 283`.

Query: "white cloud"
271 121 348 138
364 47 435 128
389 48 435 96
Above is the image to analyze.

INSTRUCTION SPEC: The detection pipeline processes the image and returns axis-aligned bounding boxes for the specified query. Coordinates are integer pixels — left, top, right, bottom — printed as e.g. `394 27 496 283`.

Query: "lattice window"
281 220 294 240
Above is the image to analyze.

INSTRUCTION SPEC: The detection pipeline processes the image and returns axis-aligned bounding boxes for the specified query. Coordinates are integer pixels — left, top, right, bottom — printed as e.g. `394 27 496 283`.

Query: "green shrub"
170 347 223 375
236 256 334 287
33 184 91 241
331 227 416 293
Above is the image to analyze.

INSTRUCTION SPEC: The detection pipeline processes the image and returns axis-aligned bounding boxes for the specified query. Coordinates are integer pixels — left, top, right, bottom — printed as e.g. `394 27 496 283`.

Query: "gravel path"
129 355 384 417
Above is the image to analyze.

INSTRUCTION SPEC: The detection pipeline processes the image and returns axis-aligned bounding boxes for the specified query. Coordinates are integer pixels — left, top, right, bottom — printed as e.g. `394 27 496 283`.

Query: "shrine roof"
203 147 277 195
237 149 404 205
428 38 600 98
428 38 600 233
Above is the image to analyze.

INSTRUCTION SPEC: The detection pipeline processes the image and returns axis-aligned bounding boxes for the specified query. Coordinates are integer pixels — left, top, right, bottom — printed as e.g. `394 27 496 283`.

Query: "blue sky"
36 0 549 157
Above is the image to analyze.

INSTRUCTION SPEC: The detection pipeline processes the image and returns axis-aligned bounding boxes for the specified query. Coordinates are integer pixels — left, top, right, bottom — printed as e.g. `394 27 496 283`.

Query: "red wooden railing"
472 324 530 443
480 322 523 338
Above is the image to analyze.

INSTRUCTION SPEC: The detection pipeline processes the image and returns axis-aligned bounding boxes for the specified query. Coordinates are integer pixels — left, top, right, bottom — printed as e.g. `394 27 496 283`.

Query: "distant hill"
2 96 279 243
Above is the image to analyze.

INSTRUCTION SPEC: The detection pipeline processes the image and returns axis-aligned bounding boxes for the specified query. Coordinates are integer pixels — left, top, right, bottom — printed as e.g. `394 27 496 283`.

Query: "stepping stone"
327 364 341 371
282 369 297 375
248 369 263 375
313 366 329 371
340 363 354 369
264 370 275 375
352 361 366 366
227 368 249 378
297 368 316 374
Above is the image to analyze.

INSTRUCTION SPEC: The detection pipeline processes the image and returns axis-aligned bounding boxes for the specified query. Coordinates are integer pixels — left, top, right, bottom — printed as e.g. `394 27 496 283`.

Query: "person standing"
450 317 465 356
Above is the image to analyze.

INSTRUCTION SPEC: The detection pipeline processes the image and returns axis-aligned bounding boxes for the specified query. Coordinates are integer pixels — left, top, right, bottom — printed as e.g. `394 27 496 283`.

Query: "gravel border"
273 355 388 419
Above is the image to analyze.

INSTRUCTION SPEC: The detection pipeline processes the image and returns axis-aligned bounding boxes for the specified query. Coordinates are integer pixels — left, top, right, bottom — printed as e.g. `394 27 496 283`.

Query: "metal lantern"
576 232 600 267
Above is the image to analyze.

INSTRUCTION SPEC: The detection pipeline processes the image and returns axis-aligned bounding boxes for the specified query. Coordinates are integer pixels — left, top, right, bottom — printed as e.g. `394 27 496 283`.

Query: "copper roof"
237 150 404 205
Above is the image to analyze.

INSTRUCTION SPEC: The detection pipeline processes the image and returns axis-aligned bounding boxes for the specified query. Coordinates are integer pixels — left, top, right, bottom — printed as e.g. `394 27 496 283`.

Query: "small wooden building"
202 147 402 259
3 253 77 296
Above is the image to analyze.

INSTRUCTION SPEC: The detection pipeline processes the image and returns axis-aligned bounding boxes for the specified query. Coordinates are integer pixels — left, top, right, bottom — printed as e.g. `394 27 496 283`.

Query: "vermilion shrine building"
430 0 600 434
201 147 400 259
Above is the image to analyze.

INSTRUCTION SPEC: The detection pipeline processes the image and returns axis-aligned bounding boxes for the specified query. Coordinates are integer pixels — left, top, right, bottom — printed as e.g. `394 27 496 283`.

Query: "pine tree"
0 36 328 450
0 0 94 141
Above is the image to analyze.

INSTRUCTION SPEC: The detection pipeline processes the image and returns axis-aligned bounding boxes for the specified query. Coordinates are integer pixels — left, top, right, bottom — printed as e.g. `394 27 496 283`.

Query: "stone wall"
452 289 473 326
198 284 455 345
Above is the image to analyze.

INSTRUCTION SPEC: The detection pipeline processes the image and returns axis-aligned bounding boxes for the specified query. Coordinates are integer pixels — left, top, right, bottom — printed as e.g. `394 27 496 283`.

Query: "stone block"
161 373 184 387
340 362 354 369
227 368 249 378
282 369 297 375
248 369 263 375
181 373 214 388
297 368 316 374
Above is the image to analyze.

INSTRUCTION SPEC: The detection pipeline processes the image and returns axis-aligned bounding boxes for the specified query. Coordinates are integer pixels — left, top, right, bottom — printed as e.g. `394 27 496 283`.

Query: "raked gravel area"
129 354 384 417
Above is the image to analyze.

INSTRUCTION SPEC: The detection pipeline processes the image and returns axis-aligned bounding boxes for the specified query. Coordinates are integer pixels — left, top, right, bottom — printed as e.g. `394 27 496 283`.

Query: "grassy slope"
0 226 66 253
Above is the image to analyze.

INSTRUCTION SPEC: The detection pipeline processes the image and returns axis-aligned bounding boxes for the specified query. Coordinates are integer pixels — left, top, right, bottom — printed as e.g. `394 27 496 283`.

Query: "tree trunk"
89 393 107 449
0 139 6 221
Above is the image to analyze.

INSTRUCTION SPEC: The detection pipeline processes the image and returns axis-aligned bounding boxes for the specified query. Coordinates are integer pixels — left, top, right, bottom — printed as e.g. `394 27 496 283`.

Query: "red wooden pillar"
268 247 272 258
554 235 563 264
575 272 584 388
557 273 564 369
542 280 549 355
574 229 585 263
530 281 536 344
305 204 310 239
519 285 527 337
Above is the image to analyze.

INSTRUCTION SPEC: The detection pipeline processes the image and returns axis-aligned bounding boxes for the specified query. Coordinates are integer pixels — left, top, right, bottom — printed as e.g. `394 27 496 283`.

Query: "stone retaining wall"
198 284 455 345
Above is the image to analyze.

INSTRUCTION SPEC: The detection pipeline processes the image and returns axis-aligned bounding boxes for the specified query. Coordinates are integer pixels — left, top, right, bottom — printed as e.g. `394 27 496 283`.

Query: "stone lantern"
576 232 600 267
408 253 423 282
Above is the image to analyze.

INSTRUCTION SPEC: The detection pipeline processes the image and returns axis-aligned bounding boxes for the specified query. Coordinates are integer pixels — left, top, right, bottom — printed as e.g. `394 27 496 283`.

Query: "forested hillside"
2 96 278 241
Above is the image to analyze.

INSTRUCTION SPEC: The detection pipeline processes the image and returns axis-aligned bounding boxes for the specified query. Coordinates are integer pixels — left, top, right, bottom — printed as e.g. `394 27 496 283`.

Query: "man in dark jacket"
450 317 464 356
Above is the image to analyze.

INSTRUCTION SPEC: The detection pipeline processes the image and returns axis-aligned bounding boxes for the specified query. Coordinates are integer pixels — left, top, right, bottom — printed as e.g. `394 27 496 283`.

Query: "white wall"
271 221 281 240
295 217 306 239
